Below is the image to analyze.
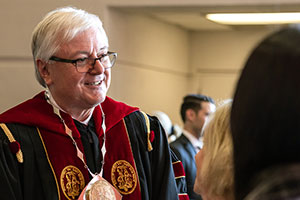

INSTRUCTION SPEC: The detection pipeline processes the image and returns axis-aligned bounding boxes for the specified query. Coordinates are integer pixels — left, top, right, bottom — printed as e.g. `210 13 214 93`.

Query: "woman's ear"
36 59 52 85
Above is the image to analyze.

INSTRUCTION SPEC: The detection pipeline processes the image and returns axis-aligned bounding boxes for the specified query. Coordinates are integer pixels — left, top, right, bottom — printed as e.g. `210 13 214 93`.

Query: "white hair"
31 6 108 87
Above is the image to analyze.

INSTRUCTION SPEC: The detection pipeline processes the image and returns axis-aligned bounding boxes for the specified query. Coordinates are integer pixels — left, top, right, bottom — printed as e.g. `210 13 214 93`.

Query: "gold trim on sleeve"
140 111 153 151
0 123 23 163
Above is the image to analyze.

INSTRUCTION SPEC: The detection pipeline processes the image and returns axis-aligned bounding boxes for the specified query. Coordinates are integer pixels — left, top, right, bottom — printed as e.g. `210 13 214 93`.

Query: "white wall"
104 9 279 125
189 28 276 104
104 0 300 6
0 61 43 110
106 10 189 125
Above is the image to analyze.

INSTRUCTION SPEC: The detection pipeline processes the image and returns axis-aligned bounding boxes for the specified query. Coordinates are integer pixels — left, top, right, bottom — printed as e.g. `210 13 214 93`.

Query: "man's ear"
36 59 52 85
186 109 196 121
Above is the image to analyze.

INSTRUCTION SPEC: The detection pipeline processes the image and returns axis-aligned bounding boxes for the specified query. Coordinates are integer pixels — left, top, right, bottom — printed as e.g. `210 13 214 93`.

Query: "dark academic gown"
0 92 189 200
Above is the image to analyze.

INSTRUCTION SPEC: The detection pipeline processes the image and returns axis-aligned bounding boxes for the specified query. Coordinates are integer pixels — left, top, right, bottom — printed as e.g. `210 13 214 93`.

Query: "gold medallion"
111 160 137 195
78 175 122 200
60 165 85 200
87 179 116 200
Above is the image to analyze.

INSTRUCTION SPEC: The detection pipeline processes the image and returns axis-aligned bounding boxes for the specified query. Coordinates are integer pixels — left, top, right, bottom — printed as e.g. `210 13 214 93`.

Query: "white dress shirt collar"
182 129 203 152
45 89 94 125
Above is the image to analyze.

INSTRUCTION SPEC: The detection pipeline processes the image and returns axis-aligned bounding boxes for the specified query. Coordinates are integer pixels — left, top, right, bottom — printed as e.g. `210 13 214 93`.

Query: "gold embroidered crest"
111 160 137 195
60 165 85 200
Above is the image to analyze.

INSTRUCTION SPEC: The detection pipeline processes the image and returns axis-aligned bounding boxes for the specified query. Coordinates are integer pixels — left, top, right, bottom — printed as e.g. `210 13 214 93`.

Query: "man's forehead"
201 101 216 112
57 30 108 55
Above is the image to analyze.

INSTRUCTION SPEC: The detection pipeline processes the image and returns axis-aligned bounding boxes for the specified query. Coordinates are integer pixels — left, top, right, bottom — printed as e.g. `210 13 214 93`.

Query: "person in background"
231 26 300 200
0 7 188 200
194 100 234 200
151 110 182 143
151 110 173 137
170 124 183 143
171 94 216 200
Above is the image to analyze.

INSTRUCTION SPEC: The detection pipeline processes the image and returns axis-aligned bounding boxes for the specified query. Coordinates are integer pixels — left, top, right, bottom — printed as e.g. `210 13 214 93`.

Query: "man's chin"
93 96 107 107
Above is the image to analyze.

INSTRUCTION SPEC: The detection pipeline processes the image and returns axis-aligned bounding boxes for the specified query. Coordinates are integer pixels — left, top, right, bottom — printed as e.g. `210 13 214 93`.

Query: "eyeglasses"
49 51 117 73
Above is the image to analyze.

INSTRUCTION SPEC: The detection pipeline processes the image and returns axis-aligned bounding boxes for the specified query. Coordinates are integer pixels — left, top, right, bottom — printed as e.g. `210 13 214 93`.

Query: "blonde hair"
200 100 234 199
31 6 108 87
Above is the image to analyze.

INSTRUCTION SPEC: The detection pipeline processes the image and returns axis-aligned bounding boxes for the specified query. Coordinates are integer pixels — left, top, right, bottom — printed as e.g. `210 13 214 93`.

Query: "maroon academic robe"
0 91 189 200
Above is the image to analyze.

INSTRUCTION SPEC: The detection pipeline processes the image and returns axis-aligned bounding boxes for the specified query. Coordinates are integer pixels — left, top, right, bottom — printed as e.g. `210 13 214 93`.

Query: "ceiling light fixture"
206 12 300 25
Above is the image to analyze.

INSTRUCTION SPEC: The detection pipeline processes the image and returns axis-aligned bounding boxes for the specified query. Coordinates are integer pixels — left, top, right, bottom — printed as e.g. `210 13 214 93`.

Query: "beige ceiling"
114 4 300 31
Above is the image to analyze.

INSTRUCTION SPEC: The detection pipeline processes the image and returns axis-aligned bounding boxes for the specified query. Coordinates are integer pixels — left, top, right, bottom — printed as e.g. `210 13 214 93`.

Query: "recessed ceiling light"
206 12 300 25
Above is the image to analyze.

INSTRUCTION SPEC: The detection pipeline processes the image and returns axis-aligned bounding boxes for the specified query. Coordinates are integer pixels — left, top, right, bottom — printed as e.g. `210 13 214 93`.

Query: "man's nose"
90 58 105 74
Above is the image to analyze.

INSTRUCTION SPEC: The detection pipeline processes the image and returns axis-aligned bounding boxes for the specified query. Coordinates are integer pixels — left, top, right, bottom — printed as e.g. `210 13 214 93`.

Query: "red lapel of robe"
0 91 141 200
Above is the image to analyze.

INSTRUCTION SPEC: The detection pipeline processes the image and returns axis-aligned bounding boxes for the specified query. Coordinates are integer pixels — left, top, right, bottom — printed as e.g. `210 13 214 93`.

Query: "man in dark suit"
170 94 215 200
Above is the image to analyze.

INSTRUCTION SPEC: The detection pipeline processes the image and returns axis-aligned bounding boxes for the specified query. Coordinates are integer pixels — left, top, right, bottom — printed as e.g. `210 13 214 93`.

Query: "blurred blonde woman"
194 100 234 200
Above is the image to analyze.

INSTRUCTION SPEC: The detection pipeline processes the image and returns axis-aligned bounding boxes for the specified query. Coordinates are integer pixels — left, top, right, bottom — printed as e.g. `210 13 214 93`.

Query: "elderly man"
0 7 187 200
